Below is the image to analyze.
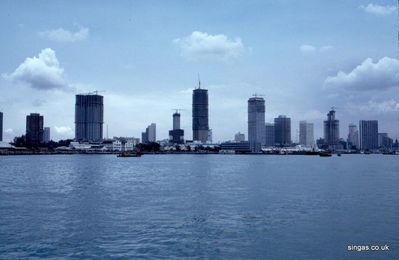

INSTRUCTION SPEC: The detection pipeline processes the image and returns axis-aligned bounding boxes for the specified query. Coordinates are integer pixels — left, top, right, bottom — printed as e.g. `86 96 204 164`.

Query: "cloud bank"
324 57 399 91
360 3 397 15
2 48 70 91
359 99 399 113
174 31 244 60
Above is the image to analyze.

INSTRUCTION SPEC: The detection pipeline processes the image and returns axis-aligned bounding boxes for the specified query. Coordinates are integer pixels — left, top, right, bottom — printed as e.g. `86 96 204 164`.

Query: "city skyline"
0 1 398 142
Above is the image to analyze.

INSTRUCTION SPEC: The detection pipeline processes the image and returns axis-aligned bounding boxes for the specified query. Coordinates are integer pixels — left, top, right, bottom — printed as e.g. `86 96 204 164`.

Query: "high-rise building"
146 123 156 142
208 129 213 143
359 120 378 150
347 124 359 149
43 127 50 143
0 112 3 142
169 112 184 144
265 123 275 147
75 94 104 142
234 132 245 142
378 133 393 149
26 113 44 145
192 82 209 143
274 115 291 146
248 97 266 152
323 109 340 149
299 121 314 147
141 132 148 144
173 112 180 130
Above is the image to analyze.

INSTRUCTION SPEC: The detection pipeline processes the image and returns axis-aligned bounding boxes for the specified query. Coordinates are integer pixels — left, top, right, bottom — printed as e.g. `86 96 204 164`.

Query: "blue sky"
0 0 398 142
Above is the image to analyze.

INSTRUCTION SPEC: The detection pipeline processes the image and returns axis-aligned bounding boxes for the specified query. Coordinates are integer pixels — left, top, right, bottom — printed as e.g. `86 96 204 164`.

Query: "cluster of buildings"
223 96 395 153
0 80 398 154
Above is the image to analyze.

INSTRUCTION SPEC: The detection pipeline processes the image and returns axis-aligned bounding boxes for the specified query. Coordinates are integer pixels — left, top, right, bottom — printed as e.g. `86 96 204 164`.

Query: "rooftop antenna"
197 73 201 89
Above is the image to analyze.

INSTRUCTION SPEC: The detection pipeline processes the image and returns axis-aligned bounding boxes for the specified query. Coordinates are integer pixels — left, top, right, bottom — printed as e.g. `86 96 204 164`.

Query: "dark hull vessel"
117 151 142 157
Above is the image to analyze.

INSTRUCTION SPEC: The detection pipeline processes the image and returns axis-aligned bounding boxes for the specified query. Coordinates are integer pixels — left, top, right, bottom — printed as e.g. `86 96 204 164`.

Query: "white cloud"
39 27 89 42
324 57 399 91
4 128 15 134
300 44 317 53
174 31 244 60
360 3 397 15
2 48 70 91
320 45 333 52
178 88 193 94
300 44 333 53
54 126 73 135
358 99 399 113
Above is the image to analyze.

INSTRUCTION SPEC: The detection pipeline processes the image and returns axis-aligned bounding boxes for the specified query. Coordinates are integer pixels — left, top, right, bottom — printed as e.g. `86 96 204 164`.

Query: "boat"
319 151 332 157
117 151 142 157
337 153 342 157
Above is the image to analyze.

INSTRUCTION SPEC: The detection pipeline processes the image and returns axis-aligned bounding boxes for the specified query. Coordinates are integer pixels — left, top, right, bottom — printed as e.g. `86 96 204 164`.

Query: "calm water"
0 154 398 259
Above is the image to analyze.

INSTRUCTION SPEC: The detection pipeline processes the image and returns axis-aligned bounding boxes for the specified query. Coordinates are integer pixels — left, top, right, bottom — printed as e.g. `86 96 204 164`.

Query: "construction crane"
252 93 265 98
172 108 185 114
80 90 106 95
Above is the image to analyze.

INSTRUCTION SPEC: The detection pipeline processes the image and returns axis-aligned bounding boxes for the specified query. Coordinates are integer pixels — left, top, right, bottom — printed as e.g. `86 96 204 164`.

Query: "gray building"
220 141 251 153
0 112 3 142
234 132 245 142
323 109 340 149
378 133 393 149
43 127 50 143
169 112 184 144
75 94 104 142
359 120 378 150
141 132 148 144
274 115 291 146
347 124 359 149
146 123 156 142
26 113 44 145
248 97 266 152
192 84 209 143
265 123 275 147
299 121 314 147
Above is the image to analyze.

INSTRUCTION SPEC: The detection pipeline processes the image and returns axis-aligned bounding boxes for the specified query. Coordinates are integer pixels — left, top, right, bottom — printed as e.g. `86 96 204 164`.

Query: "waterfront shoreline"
1 151 397 156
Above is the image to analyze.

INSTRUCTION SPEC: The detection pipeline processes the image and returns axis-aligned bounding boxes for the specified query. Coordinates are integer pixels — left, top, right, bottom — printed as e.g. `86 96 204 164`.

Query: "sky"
0 0 398 142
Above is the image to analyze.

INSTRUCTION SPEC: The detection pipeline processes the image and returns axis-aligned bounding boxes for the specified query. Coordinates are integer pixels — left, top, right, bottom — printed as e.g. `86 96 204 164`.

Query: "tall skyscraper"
323 109 339 149
234 132 245 142
265 123 275 147
26 113 44 145
359 120 378 150
146 123 156 142
248 96 265 152
0 112 3 142
299 121 314 147
347 124 359 149
43 127 51 143
75 94 104 142
169 112 184 144
192 81 209 143
274 115 291 146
